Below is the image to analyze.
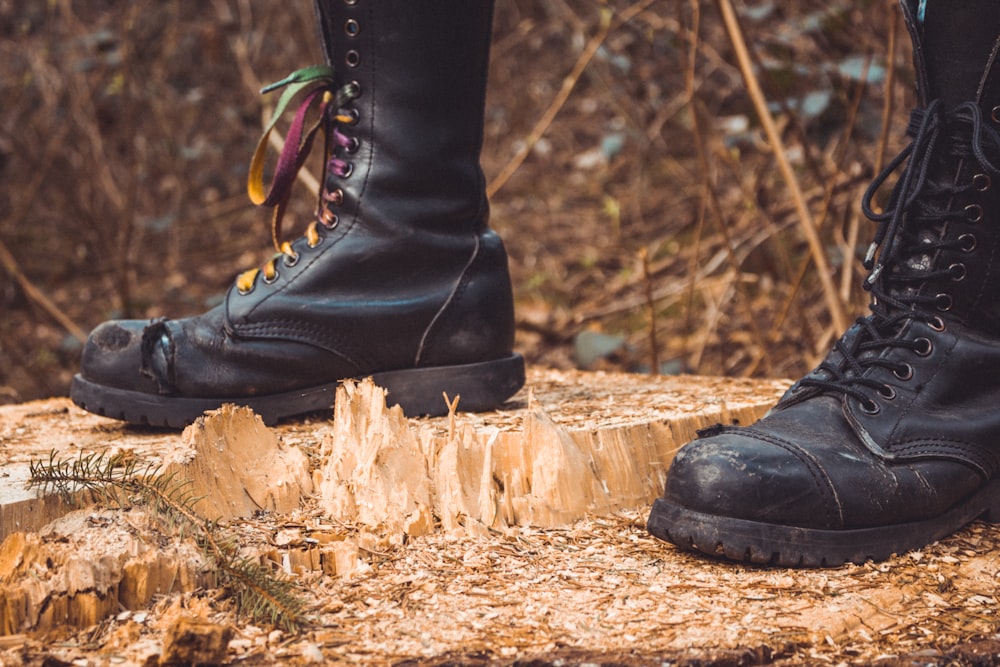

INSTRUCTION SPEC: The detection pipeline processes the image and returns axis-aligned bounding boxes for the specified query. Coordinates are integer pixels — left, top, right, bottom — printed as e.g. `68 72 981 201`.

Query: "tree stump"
0 368 787 544
0 368 789 633
318 370 788 538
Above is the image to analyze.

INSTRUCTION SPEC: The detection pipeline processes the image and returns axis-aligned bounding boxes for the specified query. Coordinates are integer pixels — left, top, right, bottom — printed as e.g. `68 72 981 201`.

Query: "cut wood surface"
0 368 787 542
316 371 786 538
0 368 998 666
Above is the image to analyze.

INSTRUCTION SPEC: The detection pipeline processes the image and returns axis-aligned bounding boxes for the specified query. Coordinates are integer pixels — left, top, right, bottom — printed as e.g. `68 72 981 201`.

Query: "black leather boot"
70 0 524 427
648 0 1000 566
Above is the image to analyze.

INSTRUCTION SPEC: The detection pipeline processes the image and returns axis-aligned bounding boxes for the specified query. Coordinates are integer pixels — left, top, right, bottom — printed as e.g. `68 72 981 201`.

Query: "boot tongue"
920 0 1000 108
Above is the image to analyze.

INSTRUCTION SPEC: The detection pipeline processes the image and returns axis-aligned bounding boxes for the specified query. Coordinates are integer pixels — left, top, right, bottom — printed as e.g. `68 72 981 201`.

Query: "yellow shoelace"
237 66 359 294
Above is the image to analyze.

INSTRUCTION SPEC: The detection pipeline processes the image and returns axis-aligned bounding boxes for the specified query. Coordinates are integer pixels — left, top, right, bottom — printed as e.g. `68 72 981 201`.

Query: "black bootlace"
798 100 1000 410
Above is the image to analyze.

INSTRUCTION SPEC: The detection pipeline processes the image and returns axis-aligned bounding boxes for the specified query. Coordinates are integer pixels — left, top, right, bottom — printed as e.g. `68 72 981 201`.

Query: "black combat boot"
70 0 524 427
648 0 1000 566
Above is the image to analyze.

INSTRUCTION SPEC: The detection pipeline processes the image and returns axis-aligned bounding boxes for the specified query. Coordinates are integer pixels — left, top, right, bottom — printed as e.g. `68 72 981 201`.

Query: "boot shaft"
313 0 496 234
878 1 1000 336
905 0 1000 113
224 1 513 378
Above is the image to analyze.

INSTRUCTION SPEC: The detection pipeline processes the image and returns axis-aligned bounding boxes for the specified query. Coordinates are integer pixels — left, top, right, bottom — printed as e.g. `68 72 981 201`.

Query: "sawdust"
1 509 998 665
0 370 998 665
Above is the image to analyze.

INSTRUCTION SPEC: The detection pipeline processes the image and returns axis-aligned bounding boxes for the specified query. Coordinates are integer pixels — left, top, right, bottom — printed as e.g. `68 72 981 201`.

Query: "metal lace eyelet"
949 263 967 281
345 19 360 36
307 237 322 249
344 107 360 125
324 188 345 205
238 284 255 296
877 384 897 400
346 136 360 153
965 203 984 222
893 363 914 381
928 315 946 332
992 105 1000 124
340 162 354 179
344 0 357 5
320 208 339 229
262 270 279 285
345 49 361 68
935 293 953 311
283 253 300 268
959 233 977 252
859 399 881 415
913 337 933 357
346 80 362 98
973 173 992 191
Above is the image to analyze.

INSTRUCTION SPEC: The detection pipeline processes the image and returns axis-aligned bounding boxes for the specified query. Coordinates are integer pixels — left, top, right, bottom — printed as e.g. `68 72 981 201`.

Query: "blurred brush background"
0 0 906 403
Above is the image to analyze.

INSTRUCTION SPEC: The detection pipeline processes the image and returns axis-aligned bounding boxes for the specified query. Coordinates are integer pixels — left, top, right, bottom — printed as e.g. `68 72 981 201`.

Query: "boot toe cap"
663 430 843 531
78 320 162 394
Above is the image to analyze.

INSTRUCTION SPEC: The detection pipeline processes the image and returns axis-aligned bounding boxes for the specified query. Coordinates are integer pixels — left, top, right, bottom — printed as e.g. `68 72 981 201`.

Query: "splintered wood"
0 509 206 635
0 368 785 543
0 370 999 665
0 368 786 637
7 511 1000 666
0 405 314 636
164 405 313 521
318 370 785 537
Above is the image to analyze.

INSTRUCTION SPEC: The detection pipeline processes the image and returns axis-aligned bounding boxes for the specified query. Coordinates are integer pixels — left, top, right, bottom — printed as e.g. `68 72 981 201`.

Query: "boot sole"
70 353 525 428
646 479 1000 567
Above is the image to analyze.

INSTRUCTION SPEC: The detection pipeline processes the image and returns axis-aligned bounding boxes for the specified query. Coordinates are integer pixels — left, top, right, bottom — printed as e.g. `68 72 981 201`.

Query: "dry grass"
1 0 906 398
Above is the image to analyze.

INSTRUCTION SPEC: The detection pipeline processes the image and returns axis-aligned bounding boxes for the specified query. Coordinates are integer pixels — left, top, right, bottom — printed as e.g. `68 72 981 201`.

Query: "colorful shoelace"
237 65 360 294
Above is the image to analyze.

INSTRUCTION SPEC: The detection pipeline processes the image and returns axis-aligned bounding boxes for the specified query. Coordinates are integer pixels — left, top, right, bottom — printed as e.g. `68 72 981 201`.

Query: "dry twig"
486 0 657 199
716 0 848 333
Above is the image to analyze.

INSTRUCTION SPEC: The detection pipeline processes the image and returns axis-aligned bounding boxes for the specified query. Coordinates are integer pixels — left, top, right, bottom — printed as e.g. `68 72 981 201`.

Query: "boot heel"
979 502 1000 523
981 507 1000 523
373 353 525 417
979 484 1000 524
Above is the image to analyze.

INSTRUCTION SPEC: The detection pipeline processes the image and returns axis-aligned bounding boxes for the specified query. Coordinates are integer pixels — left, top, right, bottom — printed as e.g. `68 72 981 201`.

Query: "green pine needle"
29 450 308 632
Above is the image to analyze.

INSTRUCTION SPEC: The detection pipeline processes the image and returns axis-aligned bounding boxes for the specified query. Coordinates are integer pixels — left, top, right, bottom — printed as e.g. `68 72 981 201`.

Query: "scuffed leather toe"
79 320 162 394
663 429 840 531
650 394 992 566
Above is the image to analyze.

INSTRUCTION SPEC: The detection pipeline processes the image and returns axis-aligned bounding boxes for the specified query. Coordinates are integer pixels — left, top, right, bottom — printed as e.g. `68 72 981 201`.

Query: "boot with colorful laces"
71 1 524 427
648 0 1000 566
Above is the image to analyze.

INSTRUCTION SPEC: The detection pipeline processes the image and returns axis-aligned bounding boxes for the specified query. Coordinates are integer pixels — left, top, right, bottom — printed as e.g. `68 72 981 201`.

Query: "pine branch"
28 450 308 632
221 556 308 630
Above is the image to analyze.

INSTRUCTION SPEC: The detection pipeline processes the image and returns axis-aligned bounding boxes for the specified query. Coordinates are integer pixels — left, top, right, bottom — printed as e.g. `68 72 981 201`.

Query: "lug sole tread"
70 353 525 428
647 479 1000 568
